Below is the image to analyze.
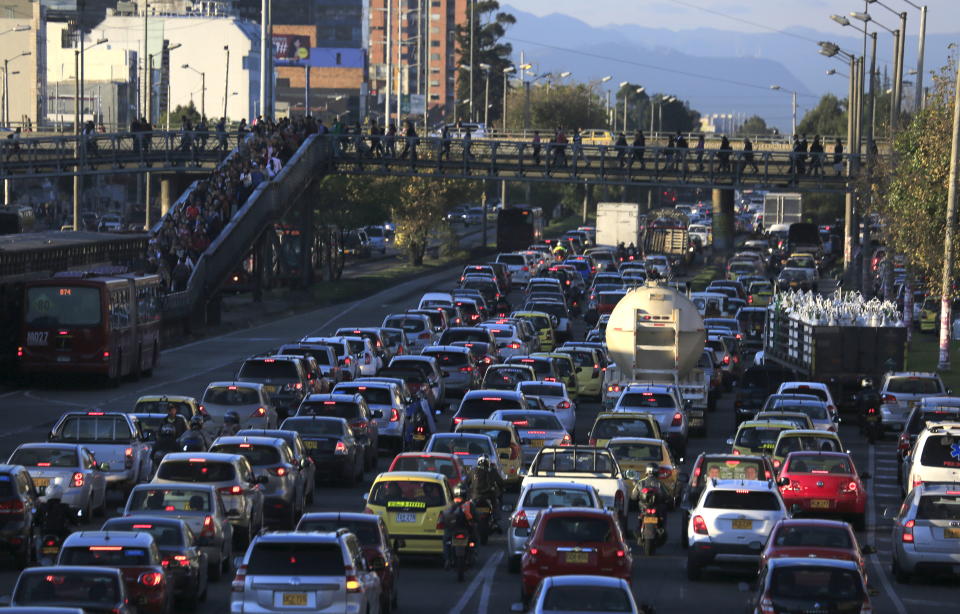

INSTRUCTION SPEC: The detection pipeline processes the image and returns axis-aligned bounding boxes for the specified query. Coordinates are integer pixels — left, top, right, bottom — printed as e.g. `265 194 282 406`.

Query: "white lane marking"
23 390 88 408
873 484 900 491
903 598 958 606
865 443 907 614
447 550 503 614
476 550 502 614
0 390 22 399
0 423 52 441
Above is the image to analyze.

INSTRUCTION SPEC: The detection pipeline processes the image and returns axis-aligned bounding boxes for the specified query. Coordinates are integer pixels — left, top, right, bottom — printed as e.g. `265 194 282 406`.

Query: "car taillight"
882 394 897 404
345 575 362 593
508 342 521 349
16 346 22 358
902 519 915 542
748 295 753 304
658 467 671 479
0 499 24 513
251 407 266 418
436 516 445 530
557 400 571 409
512 510 530 529
139 572 163 587
561 433 572 445
453 417 464 425
71 472 84 488
732 448 740 455
389 408 400 422
722 355 730 365
232 564 247 593
200 515 215 537
671 412 683 426
759 593 775 614
269 466 288 477
459 366 474 372
124 447 133 469
692 515 708 535
912 477 923 489
607 385 621 393
419 332 431 340
898 433 911 453
220 485 243 495
841 481 858 494
335 441 348 455
521 266 529 272
351 420 368 431
344 357 352 366
588 438 597 446
528 547 539 556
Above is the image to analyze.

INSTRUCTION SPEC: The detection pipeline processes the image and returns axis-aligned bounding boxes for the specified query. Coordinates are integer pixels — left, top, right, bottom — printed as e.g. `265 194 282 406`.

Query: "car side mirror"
725 438 734 446
48 432 58 441
623 469 639 481
517 467 527 478
372 410 384 419
361 493 369 502
142 431 156 441
501 503 514 513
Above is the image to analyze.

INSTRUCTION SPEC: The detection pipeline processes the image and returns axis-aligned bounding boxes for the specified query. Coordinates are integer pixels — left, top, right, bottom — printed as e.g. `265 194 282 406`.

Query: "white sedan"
7 443 107 519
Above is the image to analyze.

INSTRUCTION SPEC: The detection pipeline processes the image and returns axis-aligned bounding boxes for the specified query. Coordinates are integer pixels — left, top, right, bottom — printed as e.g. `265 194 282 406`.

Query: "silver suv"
880 371 948 433
889 481 960 582
231 530 381 614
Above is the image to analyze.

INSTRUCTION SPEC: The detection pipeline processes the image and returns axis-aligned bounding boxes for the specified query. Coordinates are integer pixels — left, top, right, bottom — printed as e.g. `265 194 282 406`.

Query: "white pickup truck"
520 446 634 527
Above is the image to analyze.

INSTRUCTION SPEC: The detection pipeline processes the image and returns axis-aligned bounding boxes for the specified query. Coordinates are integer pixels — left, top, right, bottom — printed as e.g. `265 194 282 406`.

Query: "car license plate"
945 528 960 539
282 593 307 606
56 356 71 362
264 385 276 394
732 519 753 530
689 418 703 426
810 499 831 509
413 433 425 441
530 440 544 447
395 512 417 523
303 440 317 449
41 546 59 555
33 478 50 488
476 506 490 514
643 516 659 525
564 552 589 564
452 536 468 547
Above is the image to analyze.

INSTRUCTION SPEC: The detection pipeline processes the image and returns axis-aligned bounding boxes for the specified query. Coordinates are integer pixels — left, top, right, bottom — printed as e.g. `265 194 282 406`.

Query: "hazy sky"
511 0 959 35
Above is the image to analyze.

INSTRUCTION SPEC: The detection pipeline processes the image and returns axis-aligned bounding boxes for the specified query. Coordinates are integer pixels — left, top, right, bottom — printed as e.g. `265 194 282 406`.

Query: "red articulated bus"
18 271 162 383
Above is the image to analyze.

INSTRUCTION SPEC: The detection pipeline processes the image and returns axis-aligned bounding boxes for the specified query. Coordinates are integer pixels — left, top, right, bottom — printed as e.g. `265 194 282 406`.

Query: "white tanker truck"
603 283 710 436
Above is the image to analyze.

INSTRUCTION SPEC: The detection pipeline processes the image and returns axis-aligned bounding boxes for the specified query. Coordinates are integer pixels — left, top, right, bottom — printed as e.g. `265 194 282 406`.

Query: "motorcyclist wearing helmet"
470 455 504 532
634 463 668 509
177 414 210 452
35 484 78 542
441 484 476 569
856 377 881 438
216 411 241 438
163 403 187 438
152 422 181 466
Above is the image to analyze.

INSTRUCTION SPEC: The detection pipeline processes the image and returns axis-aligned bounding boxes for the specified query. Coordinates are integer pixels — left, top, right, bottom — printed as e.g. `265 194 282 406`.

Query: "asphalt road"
0 264 953 613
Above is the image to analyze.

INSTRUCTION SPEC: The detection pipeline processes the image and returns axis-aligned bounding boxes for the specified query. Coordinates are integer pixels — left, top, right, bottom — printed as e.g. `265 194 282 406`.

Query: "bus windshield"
25 286 102 328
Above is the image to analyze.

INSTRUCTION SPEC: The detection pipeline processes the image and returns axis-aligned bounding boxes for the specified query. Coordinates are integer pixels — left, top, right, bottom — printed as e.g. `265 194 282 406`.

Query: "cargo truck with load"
762 292 907 411
602 283 711 436
596 203 643 248
762 193 803 229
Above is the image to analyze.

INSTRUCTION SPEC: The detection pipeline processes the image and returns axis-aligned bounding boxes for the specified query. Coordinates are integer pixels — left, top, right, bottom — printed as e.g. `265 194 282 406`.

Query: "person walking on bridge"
631 129 645 169
742 137 758 174
809 135 824 177
615 132 628 168
832 138 843 176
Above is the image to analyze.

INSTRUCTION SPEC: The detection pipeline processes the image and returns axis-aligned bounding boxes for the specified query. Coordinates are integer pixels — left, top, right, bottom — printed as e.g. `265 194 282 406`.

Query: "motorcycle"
36 534 62 566
472 497 499 545
863 406 881 444
637 488 666 556
448 531 476 582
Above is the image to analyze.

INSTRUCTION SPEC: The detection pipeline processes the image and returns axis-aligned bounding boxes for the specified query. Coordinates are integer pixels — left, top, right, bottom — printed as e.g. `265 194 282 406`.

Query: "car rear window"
134 400 193 416
157 460 236 482
238 360 299 381
61 546 151 566
458 427 512 447
204 386 260 405
774 403 828 420
607 443 662 463
104 521 183 546
211 444 281 466
909 408 960 434
384 316 426 333
247 542 344 576
441 329 488 344
776 436 842 456
773 525 852 549
128 488 211 513
368 479 447 507
508 358 551 377
459 397 522 417
297 519 380 545
535 451 615 474
392 456 457 479
695 459 765 485
780 387 828 402
500 413 563 430
56 416 133 443
770 567 862 601
618 393 676 409
783 455 851 474
15 571 120 605
916 494 960 520
736 426 788 450
522 488 594 508
299 401 360 420
281 418 345 437
704 490 781 511
543 516 612 542
423 351 469 366
498 254 526 266
519 383 564 397
592 418 655 440
920 434 960 468
9 447 78 468
428 437 492 457
887 377 942 394
337 386 393 406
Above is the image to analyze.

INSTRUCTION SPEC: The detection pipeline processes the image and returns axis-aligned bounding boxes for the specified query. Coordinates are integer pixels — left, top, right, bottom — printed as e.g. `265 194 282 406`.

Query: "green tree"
454 1 516 127
613 82 649 133
656 96 700 133
160 102 202 129
390 177 479 265
504 82 607 132
737 115 774 136
797 94 847 137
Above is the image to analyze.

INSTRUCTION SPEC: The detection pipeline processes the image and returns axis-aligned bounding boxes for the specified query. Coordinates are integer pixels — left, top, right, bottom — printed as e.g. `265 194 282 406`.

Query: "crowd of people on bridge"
147 115 321 292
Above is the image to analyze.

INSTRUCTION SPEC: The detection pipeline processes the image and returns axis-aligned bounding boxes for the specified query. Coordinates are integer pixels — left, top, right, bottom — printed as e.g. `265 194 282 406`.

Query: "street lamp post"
2 51 30 129
479 62 490 129
182 64 206 118
222 46 230 121
502 66 515 131
770 85 798 135
899 0 927 111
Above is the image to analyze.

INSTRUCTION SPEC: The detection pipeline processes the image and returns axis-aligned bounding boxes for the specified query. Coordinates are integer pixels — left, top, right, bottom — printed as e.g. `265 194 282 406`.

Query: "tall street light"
598 75 612 126
222 46 230 121
770 85 798 135
898 0 927 112
164 43 182 131
502 65 515 131
622 86 643 133
182 64 206 119
478 62 490 129
616 81 628 132
2 51 30 128
852 8 905 129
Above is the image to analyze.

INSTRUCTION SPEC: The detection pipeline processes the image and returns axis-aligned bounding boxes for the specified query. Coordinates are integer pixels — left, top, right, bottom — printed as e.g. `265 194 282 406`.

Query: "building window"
430 53 441 60
430 40 439 47
430 94 440 100
430 80 440 87
430 13 440 20
336 53 342 65
430 26 439 34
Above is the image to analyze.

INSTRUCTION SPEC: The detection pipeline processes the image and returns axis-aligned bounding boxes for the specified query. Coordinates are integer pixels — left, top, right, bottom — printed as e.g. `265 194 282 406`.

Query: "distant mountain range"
501 5 956 133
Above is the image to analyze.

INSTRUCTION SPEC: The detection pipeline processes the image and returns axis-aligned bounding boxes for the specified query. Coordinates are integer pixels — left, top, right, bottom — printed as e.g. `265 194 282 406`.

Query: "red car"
760 518 874 578
520 508 632 607
776 451 869 529
387 452 470 491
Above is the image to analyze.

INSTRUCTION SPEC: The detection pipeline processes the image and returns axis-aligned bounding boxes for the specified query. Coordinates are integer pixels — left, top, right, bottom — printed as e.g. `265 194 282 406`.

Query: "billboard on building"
273 35 311 62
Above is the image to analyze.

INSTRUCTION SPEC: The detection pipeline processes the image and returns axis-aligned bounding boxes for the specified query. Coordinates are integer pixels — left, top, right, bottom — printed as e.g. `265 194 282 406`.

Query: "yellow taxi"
727 420 797 457
770 429 844 471
133 395 204 421
588 412 662 447
454 419 523 486
580 129 614 146
363 471 451 556
532 352 580 398
747 281 774 307
512 311 556 352
918 297 937 333
605 436 681 504
555 345 605 401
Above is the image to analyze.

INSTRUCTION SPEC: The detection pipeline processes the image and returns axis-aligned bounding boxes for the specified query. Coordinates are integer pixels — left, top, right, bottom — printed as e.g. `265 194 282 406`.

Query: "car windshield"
770 567 863 601
920 435 960 468
210 444 281 466
780 387 828 402
887 377 942 394
392 456 458 479
773 525 852 549
519 383 564 397
238 361 298 380
60 546 151 566
299 401 360 420
129 488 211 512
607 443 663 463
9 447 78 467
103 521 183 546
25 286 102 328
297 519 381 545
423 351 469 367
337 386 393 405
543 516 612 542
916 494 960 520
499 413 563 430
776 436 842 456
135 400 193 415
157 460 237 482
247 542 344 575
783 455 852 474
384 316 426 334
498 255 526 266
618 393 675 408
428 437 493 457
911 409 960 434
704 490 781 511
281 418 345 437
56 416 133 443
780 270 808 282
368 479 447 508
15 571 120 605
204 386 260 406
697 459 765 484
535 450 615 474
592 418 655 440
522 488 594 508
736 426 788 450
775 403 829 420
541 586 631 612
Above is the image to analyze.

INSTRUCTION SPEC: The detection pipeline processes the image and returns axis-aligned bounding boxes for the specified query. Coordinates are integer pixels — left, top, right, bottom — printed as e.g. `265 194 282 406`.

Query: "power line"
663 0 822 44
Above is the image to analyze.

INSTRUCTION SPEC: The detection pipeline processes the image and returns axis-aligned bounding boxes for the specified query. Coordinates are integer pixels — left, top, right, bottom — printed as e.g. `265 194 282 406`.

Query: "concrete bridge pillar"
160 177 172 218
711 188 735 260
144 172 152 230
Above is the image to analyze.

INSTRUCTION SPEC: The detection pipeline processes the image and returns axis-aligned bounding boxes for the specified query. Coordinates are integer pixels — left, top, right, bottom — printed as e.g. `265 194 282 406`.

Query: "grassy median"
904 331 960 392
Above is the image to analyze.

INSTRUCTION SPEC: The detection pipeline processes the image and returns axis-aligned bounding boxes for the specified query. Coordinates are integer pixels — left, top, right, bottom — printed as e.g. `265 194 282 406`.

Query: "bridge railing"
161 134 332 320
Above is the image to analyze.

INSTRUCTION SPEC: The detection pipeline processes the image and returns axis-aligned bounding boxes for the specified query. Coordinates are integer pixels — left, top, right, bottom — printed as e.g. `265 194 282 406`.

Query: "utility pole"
862 31 877 296
396 0 402 125
385 0 392 124
894 11 907 125
223 45 229 121
937 57 960 370
259 0 269 120
914 5 927 112
468 0 474 122
142 0 147 118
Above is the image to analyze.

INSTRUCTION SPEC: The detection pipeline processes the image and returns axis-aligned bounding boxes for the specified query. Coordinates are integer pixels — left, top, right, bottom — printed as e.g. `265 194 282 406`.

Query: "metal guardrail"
0 130 240 180
161 134 332 320
330 135 861 193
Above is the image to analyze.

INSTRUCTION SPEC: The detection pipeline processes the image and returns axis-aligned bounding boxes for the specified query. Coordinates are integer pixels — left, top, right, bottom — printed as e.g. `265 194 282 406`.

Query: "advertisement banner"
273 34 311 64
